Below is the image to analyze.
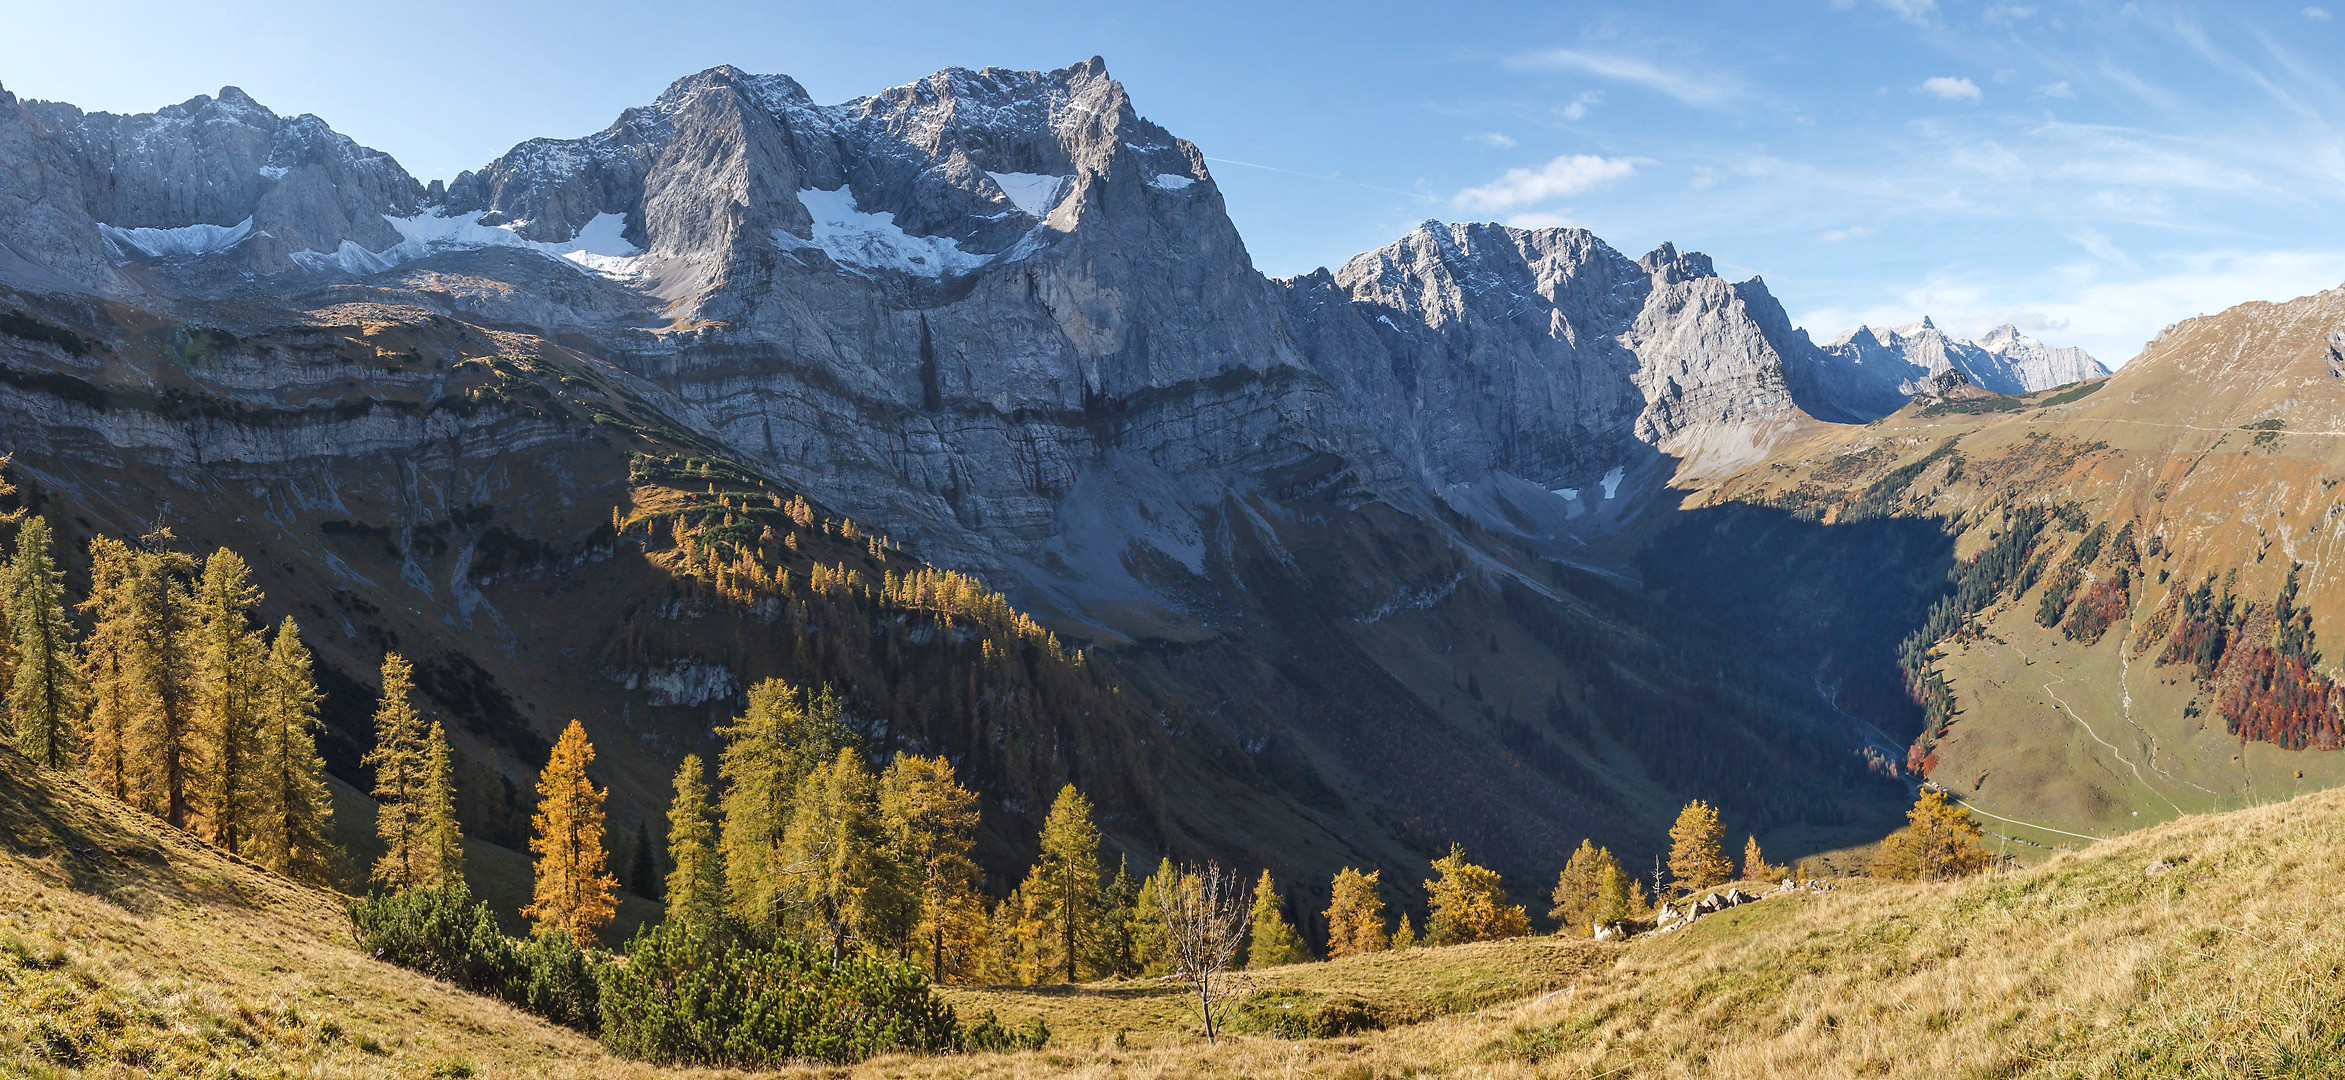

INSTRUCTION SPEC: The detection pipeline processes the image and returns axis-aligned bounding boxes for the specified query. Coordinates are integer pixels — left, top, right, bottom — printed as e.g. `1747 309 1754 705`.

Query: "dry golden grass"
840 788 2345 1079
16 730 2345 1078
0 745 721 1079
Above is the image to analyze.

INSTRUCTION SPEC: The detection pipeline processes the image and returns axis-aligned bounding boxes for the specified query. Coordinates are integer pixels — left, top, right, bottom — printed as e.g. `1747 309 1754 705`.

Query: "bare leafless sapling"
1154 861 1250 1043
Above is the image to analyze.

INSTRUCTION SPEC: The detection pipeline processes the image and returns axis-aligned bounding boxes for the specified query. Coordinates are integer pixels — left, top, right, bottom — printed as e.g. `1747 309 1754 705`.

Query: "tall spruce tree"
879 753 985 983
524 719 618 944
77 537 136 801
717 678 850 926
1022 784 1104 983
418 721 464 890
249 617 338 884
121 533 198 827
1244 870 1312 968
364 653 430 891
6 517 81 768
663 753 725 925
190 549 266 853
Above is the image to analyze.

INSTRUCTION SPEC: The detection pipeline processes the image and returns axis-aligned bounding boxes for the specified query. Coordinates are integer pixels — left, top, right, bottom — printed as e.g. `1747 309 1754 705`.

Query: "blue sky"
5 0 2341 364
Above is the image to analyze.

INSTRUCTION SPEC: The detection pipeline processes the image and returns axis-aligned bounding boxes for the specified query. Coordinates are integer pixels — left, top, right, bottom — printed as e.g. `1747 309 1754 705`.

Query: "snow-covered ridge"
100 217 254 259
289 210 643 277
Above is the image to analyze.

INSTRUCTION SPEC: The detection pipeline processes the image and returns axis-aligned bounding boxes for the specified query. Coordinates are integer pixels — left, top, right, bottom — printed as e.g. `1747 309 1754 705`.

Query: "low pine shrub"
960 1009 1050 1052
346 887 605 1033
596 917 962 1066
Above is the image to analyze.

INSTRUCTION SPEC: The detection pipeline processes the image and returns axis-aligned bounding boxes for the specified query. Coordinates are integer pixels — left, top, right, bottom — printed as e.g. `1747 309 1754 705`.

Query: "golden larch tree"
1667 800 1731 895
1021 784 1104 982
248 617 338 883
77 537 138 802
1323 867 1389 958
364 653 430 891
524 719 618 943
1425 844 1530 945
663 753 725 925
880 753 987 982
780 746 910 958
1871 787 1993 881
1244 870 1312 968
1742 835 1781 882
1551 839 1622 937
7 517 82 769
190 548 266 854
417 721 464 890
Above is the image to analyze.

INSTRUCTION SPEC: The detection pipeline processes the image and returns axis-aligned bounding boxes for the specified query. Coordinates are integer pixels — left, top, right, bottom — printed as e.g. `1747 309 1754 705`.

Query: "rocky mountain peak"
1638 241 1715 284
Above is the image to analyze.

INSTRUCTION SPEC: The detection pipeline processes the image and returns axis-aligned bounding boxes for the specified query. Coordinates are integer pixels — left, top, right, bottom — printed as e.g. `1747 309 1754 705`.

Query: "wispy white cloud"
2034 80 2076 99
1919 76 1983 102
1506 48 1746 109
2307 6 2332 20
1455 153 1645 212
1559 90 1604 122
1466 131 1518 149
1819 226 1875 242
1834 0 1939 25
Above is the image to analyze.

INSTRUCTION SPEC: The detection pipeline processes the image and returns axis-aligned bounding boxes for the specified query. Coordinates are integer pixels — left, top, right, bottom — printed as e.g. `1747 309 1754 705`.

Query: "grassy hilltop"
11 736 2345 1078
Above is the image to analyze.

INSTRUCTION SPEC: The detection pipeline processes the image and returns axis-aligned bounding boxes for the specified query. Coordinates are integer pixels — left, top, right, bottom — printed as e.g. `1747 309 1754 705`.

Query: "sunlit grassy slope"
17 730 2345 1078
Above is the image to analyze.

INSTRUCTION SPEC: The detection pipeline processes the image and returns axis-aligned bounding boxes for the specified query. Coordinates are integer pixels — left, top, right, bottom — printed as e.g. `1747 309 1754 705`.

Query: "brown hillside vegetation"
0 743 688 1078
1674 285 2345 850
18 723 2345 1077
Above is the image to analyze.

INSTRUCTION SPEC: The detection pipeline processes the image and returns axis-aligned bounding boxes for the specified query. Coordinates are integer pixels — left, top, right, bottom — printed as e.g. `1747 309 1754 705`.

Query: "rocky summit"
0 60 2108 899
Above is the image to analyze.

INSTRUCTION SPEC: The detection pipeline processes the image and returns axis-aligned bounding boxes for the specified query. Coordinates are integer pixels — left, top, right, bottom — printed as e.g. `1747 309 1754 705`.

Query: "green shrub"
346 887 604 1033
961 1009 1050 1053
596 917 960 1066
1225 988 1385 1039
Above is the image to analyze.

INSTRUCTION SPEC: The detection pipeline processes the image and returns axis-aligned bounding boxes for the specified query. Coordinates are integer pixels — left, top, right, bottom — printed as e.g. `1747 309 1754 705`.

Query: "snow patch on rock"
290 209 644 278
985 171 1068 217
100 217 254 259
1149 172 1197 191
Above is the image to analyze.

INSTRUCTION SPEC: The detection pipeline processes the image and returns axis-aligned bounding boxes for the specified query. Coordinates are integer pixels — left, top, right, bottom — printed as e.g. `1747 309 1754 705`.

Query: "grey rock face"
1815 317 2107 404
5 84 423 279
1282 223 1821 511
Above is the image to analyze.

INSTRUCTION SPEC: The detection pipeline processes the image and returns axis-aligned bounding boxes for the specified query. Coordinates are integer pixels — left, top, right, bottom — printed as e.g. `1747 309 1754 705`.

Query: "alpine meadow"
6 3 2345 1076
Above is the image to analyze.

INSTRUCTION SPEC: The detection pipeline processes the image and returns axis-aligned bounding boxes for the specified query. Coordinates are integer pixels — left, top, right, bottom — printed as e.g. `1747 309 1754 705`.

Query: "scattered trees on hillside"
1871 787 1992 881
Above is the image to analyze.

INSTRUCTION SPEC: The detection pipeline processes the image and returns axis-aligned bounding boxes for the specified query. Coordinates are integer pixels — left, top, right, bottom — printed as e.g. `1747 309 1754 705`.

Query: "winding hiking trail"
2017 642 2186 817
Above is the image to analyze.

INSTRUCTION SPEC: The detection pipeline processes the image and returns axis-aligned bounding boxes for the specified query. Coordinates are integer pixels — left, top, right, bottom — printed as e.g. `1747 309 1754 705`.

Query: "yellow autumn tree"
524 719 619 943
1743 835 1781 882
1871 787 1993 881
1550 839 1622 936
1425 844 1530 945
663 754 725 925
880 754 987 983
1667 800 1731 895
1323 867 1389 958
364 653 430 891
